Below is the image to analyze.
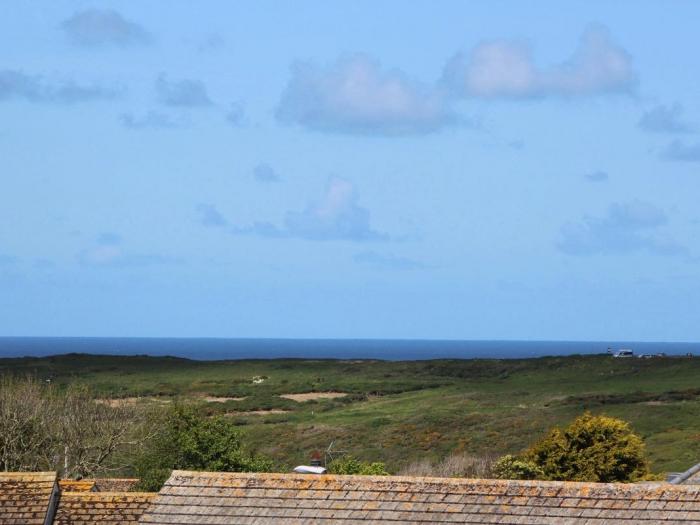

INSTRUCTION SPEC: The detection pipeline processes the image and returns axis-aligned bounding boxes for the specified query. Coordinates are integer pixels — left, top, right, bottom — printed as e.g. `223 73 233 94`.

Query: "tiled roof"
93 478 141 492
140 470 700 524
57 480 96 492
0 471 58 525
54 491 156 524
57 478 141 492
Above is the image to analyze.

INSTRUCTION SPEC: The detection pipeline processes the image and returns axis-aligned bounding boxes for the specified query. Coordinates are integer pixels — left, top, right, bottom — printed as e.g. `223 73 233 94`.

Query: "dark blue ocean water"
0 337 697 360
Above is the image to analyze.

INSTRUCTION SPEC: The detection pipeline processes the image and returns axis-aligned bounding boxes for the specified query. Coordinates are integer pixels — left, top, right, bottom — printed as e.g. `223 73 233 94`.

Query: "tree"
134 404 272 491
0 377 149 477
56 385 154 479
495 413 650 482
0 377 54 472
327 455 389 476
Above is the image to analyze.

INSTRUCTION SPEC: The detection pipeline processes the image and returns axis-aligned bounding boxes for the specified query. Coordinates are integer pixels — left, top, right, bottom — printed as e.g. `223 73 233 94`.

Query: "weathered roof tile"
0 472 57 525
139 471 700 524
54 491 156 524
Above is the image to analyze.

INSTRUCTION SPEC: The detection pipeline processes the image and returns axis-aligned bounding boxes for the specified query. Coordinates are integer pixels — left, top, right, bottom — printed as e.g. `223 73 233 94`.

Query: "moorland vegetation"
1 353 698 486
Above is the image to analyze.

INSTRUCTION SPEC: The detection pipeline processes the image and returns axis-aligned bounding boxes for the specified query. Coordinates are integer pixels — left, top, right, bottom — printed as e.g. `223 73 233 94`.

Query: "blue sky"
2 1 700 341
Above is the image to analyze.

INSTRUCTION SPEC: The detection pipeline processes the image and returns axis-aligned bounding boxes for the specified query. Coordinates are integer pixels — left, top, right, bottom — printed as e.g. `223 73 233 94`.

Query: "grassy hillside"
2 353 700 474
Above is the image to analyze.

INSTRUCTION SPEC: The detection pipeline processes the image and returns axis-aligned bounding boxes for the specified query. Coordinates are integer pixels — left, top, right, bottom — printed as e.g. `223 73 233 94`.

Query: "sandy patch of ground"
224 410 290 416
202 396 247 403
280 392 348 402
95 397 172 407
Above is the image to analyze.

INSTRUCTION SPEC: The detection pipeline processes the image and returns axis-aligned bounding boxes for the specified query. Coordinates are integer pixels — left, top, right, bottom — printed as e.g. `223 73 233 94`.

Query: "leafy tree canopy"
135 404 272 491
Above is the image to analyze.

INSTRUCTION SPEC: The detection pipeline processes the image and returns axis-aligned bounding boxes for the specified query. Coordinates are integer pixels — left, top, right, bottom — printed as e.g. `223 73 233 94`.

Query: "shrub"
492 455 544 480
525 412 649 482
327 455 389 476
494 413 650 482
399 453 496 478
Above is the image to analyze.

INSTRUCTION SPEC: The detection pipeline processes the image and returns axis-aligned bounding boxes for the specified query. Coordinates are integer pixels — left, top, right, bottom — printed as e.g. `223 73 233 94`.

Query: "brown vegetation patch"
95 397 172 407
225 409 290 416
202 396 247 403
280 392 348 402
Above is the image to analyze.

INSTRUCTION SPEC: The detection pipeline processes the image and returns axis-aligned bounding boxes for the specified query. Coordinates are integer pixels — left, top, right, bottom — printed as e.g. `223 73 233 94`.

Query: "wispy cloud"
353 251 427 269
196 204 228 227
253 163 281 183
557 201 687 257
584 170 609 182
276 54 462 136
156 74 213 107
79 233 181 267
225 103 245 126
0 254 17 266
662 140 700 162
639 103 694 134
120 111 184 129
61 8 151 47
197 34 225 53
96 232 122 245
442 26 636 99
232 177 389 241
0 70 119 104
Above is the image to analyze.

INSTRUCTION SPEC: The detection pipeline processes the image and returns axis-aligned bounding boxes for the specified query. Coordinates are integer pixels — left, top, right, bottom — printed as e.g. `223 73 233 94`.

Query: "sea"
0 337 697 361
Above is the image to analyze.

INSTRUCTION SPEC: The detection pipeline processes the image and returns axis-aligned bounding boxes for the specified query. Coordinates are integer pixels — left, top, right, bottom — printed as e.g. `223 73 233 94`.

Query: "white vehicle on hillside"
613 349 634 358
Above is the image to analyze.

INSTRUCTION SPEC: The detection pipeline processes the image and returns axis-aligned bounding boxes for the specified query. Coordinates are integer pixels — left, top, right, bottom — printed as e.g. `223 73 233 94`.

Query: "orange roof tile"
92 478 141 492
58 479 96 492
0 471 58 525
139 470 700 524
54 491 156 524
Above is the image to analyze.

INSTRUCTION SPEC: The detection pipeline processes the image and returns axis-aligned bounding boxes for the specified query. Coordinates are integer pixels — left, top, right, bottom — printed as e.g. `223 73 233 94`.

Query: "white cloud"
0 70 119 104
443 26 636 99
61 9 150 47
353 251 427 269
0 254 18 266
156 74 213 107
196 204 228 227
639 103 694 134
120 111 184 129
253 164 281 183
232 177 389 241
79 233 180 266
225 103 245 126
276 55 460 135
557 201 686 257
663 140 700 162
584 170 609 182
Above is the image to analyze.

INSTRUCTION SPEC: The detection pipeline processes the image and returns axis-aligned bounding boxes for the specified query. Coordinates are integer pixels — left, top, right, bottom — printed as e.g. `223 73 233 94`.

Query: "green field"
2 353 700 474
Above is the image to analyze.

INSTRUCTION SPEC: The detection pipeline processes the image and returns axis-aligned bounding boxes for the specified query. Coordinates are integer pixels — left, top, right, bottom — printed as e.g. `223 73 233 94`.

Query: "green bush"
135 404 273 491
526 412 649 482
495 413 650 483
327 455 389 476
492 455 543 480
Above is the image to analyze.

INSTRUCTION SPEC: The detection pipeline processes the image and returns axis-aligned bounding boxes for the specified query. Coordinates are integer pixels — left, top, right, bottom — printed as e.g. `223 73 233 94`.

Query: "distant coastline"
0 337 697 361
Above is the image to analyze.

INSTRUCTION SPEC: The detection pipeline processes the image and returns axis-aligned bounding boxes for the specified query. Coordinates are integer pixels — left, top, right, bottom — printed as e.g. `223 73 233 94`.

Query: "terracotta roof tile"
54 491 156 524
137 471 700 524
0 471 57 525
93 478 141 492
58 480 96 492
